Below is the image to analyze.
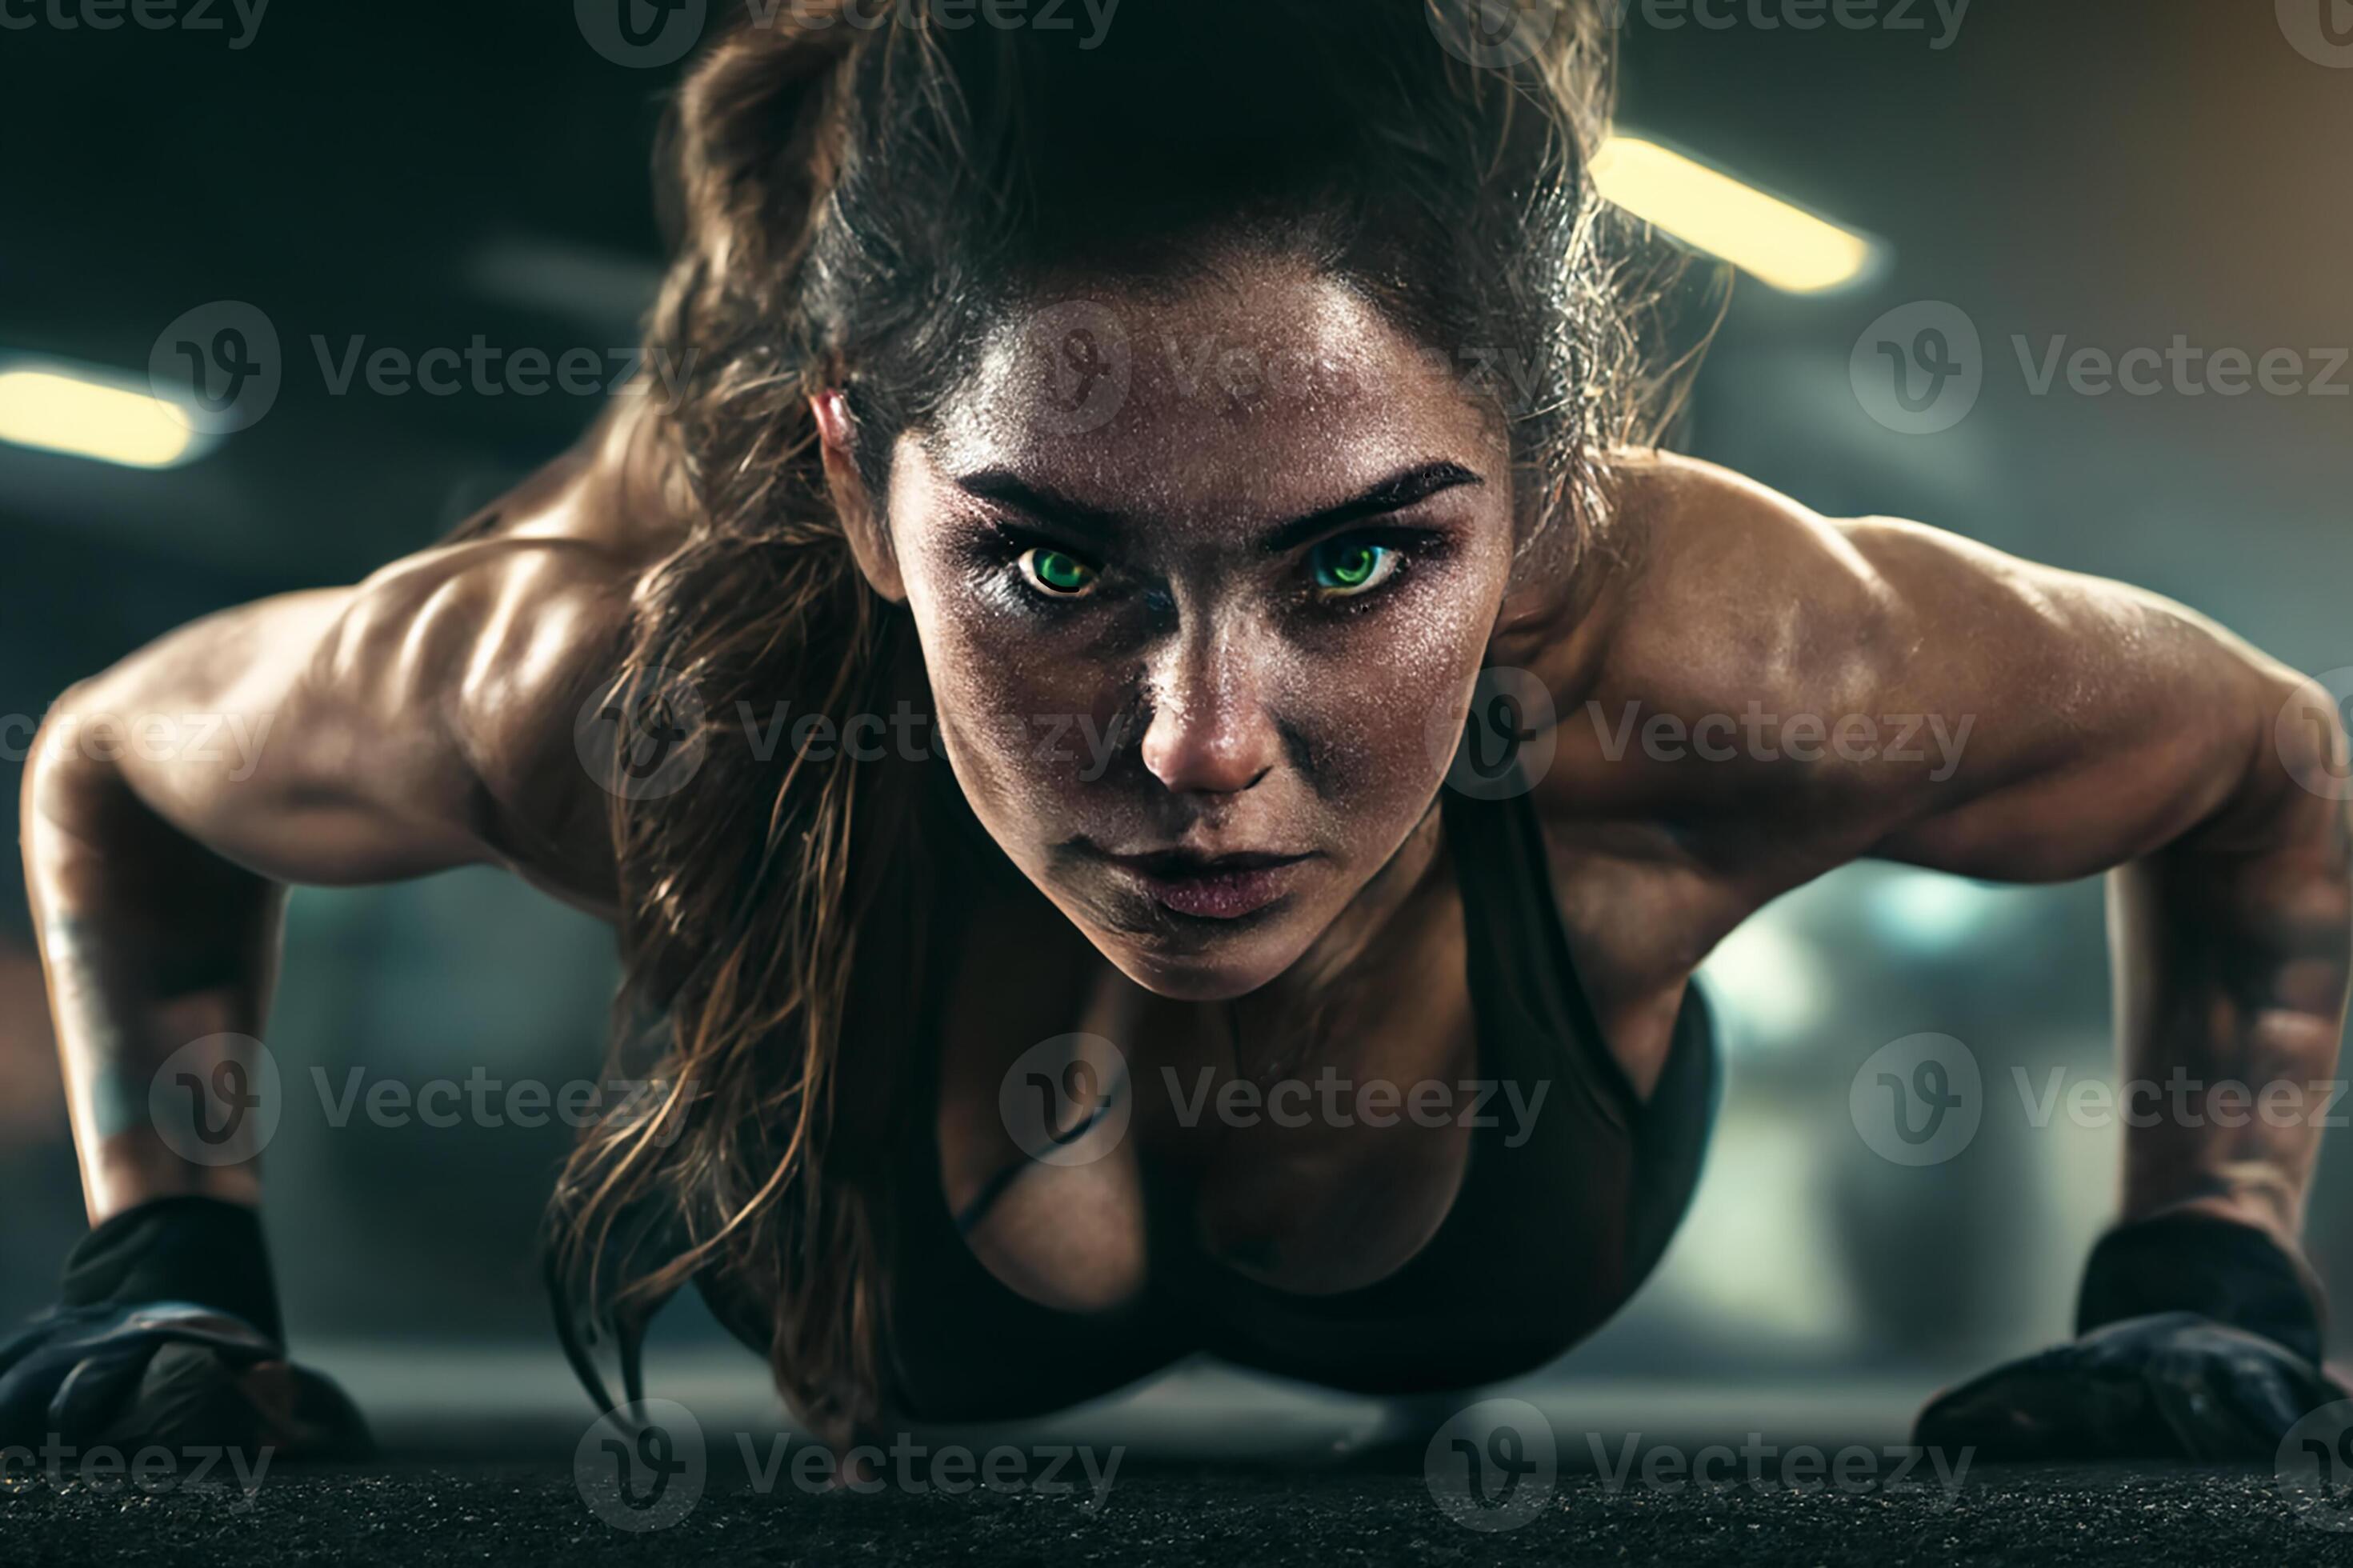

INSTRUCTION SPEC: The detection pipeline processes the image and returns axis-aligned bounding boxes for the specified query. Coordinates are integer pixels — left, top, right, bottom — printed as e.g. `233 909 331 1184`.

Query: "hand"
0 1299 373 1458
1914 1310 2351 1461
3 1197 371 1460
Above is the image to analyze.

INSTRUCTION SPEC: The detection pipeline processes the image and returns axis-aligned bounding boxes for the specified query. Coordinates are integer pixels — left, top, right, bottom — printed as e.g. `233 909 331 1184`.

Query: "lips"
1098 847 1313 921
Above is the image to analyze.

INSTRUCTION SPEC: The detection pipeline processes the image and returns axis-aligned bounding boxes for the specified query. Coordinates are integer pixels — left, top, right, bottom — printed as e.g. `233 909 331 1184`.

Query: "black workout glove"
1915 1213 2350 1460
0 1197 372 1458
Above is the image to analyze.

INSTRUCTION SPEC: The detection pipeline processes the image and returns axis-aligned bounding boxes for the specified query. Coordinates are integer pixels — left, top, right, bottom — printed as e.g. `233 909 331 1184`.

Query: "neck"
1226 787 1452 1079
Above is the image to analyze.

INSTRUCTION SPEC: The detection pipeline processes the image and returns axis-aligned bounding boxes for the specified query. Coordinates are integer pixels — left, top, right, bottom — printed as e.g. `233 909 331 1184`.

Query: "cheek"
1281 555 1507 808
901 575 1128 831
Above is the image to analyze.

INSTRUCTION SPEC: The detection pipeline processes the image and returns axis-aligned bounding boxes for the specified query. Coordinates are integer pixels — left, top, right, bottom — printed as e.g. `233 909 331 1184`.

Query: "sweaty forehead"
910 264 1507 536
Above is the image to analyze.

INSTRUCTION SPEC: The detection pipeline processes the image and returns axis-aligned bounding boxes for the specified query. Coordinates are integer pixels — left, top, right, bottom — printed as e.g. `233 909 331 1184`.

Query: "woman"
8 0 2348 1462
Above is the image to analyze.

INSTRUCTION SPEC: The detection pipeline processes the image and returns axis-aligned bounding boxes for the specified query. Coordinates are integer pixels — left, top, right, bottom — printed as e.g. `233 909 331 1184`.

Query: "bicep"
1835 519 2304 882
1547 467 2339 1009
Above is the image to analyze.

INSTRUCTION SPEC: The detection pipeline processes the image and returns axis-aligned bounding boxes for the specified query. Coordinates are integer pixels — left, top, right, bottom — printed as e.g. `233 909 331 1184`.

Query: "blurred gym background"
1 2 2348 1449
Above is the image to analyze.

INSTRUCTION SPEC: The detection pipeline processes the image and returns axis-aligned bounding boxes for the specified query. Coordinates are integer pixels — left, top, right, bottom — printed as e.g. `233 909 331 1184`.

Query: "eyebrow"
950 461 1485 554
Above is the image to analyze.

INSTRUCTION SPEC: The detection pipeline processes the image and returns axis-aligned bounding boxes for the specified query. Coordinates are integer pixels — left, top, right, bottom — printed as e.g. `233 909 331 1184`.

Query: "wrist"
2078 1210 2327 1366
87 1157 263 1226
58 1194 285 1344
2138 1187 2305 1256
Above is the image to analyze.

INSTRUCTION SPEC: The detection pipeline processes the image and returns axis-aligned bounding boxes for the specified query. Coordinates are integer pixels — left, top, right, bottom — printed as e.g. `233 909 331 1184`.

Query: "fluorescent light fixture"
1591 134 1879 295
0 360 215 470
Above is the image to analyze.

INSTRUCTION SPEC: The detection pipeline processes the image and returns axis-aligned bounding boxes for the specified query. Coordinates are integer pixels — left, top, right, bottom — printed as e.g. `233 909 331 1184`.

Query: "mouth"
1090 845 1317 922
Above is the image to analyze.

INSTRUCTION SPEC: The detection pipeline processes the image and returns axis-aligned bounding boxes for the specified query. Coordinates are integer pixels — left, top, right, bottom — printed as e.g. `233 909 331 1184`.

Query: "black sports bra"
558 720 1717 1426
878 734 1716 1423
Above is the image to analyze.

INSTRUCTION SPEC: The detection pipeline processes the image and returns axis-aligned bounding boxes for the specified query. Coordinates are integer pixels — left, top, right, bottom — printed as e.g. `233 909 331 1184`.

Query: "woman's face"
876 261 1518 1000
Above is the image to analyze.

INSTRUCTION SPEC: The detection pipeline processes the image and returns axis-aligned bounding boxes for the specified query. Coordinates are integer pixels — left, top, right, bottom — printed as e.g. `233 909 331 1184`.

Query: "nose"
1138 633 1280 798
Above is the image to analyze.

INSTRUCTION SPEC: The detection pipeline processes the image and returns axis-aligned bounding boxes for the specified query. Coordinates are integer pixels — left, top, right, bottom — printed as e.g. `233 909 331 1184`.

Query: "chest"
921 818 1704 1311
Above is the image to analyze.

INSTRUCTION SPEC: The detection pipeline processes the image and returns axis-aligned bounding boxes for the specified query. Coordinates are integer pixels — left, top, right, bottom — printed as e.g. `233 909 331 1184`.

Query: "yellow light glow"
1591 135 1877 295
0 366 207 470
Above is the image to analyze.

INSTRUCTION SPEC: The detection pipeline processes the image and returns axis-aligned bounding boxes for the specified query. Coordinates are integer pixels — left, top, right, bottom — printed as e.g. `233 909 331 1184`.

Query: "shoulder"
316 438 680 892
1529 451 2293 877
1588 450 2248 718
1523 453 1908 825
1500 454 1903 731
1607 452 1902 697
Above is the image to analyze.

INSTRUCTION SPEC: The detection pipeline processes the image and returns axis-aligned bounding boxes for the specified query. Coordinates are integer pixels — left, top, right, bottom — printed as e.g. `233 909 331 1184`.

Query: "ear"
814 389 906 604
1487 486 1591 669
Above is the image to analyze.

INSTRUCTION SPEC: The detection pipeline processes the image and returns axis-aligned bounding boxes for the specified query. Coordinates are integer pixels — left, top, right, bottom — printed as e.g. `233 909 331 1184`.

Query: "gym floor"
5 1459 2334 1568
5 1354 2347 1566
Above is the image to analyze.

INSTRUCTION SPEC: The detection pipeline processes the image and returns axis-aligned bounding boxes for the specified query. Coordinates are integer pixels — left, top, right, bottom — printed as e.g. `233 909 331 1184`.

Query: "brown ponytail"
550 6 900 1446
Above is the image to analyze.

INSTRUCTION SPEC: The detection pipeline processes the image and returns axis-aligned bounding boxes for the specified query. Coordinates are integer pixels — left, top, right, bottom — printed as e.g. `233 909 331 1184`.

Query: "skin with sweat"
21 258 2351 1352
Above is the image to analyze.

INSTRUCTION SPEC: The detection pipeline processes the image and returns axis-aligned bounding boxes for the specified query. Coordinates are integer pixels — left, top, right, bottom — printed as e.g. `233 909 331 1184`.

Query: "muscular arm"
1566 456 2351 1261
19 538 630 1222
1848 522 2349 1254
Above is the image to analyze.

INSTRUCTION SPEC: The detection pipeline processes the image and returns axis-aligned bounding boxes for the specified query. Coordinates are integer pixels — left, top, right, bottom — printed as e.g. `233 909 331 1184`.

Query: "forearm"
18 575 545 1221
22 715 286 1222
2107 780 2352 1250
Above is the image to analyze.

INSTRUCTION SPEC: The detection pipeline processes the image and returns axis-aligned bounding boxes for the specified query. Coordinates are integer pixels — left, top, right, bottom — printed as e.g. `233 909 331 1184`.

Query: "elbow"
2262 672 2353 870
2236 673 2353 978
20 680 120 882
22 680 102 810
2271 673 2353 813
16 675 190 902
2174 669 2353 867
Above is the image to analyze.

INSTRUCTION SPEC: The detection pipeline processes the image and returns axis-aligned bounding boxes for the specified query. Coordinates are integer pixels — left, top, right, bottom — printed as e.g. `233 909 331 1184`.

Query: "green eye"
1020 546 1098 597
1310 538 1399 598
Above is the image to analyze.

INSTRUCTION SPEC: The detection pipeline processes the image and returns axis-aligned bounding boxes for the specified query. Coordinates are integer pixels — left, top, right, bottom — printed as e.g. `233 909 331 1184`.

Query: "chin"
1094 930 1308 1003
